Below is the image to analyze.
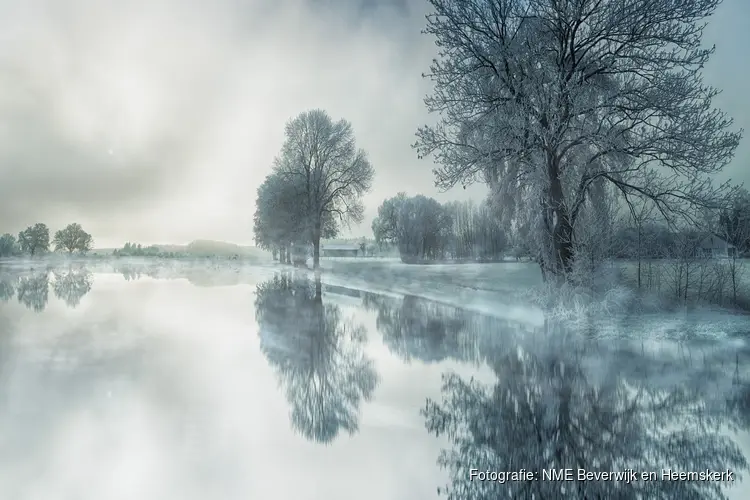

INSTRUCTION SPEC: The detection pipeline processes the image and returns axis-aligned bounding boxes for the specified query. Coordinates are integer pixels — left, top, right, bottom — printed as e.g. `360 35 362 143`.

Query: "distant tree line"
371 194 508 263
112 242 185 258
0 223 93 257
253 109 374 269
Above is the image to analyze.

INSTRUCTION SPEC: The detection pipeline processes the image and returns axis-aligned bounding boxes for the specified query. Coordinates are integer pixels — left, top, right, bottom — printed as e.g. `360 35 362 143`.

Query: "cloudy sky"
0 0 747 248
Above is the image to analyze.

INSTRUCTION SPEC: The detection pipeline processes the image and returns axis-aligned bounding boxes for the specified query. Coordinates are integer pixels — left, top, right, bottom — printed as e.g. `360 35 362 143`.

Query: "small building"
321 243 359 258
697 234 736 258
290 243 311 267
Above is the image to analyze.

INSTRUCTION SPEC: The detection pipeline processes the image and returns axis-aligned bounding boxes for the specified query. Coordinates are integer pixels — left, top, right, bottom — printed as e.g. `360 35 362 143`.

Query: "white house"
321 243 360 258
696 234 736 258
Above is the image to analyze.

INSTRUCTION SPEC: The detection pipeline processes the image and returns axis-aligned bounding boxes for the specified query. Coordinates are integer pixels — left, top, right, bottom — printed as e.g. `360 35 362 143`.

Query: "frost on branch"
414 0 742 282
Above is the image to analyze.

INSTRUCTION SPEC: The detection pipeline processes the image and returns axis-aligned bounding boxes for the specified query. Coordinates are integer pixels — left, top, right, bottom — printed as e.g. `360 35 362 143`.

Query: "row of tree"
371 194 508 263
0 223 93 257
111 242 185 258
253 109 374 269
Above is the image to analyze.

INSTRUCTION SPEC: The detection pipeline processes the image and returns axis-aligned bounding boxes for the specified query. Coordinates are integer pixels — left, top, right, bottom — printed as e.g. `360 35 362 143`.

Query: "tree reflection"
119 266 143 281
16 271 49 312
255 272 378 443
363 292 481 363
0 271 17 302
728 350 750 430
114 262 170 281
422 320 749 499
52 267 93 307
362 292 530 364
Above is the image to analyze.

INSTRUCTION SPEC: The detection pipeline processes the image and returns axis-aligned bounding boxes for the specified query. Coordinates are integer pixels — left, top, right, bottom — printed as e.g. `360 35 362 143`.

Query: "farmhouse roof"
322 243 360 250
699 234 734 248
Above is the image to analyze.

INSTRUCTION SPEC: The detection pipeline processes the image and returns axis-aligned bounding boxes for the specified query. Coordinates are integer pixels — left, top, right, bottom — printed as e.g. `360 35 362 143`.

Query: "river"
0 262 747 499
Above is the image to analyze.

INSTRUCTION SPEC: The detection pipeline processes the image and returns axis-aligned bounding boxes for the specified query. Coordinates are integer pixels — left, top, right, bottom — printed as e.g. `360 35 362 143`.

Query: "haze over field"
0 0 748 247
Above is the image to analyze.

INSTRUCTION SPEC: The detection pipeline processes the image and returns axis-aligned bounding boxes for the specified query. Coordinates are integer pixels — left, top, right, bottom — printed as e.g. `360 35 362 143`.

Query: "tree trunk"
279 246 286 264
541 157 575 281
314 271 322 300
731 254 738 305
637 226 642 289
539 253 548 283
312 225 321 270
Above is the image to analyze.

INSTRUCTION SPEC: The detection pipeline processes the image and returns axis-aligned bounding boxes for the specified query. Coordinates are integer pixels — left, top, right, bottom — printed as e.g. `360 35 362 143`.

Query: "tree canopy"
52 223 93 254
253 171 339 263
0 233 18 257
373 194 507 263
18 223 50 256
372 193 453 262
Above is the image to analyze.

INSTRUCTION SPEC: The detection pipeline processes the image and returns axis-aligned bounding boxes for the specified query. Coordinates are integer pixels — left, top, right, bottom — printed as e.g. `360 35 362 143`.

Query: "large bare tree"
274 109 374 269
414 0 742 282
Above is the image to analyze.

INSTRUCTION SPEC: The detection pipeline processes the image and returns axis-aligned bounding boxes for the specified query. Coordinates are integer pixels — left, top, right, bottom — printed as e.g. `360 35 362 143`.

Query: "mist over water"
0 262 748 499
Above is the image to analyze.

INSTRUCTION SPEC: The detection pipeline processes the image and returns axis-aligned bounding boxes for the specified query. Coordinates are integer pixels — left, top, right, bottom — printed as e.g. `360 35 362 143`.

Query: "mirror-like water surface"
0 263 748 499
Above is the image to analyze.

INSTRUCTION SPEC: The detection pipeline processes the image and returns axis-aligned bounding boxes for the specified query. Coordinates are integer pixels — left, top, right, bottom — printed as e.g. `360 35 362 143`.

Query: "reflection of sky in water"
0 264 747 500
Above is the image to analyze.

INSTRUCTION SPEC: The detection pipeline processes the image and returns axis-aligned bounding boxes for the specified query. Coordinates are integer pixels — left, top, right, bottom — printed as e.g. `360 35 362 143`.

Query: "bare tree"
274 110 374 270
414 0 741 283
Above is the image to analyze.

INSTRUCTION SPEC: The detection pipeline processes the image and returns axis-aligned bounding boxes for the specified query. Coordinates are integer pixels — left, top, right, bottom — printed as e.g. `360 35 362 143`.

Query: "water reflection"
16 271 50 312
115 263 163 281
0 267 94 311
52 268 93 307
118 265 144 281
255 273 379 443
360 292 750 498
0 272 15 302
362 292 535 365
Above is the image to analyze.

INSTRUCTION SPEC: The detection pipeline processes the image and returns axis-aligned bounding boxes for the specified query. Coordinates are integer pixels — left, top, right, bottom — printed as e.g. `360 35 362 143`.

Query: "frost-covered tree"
254 172 339 264
52 223 93 254
719 187 750 254
0 233 18 257
273 110 374 270
18 223 50 256
372 193 452 262
444 200 507 261
415 0 741 282
253 173 306 263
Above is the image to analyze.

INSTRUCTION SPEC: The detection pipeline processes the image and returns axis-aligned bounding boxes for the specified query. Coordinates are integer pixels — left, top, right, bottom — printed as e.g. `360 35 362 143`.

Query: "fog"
0 0 478 247
0 0 746 248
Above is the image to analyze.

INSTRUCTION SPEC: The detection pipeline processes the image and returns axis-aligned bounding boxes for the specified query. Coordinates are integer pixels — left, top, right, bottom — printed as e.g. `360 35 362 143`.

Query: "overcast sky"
0 0 747 248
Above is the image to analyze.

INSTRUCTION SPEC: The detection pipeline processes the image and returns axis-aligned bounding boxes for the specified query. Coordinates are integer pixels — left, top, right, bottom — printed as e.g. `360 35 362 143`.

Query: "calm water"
0 262 748 500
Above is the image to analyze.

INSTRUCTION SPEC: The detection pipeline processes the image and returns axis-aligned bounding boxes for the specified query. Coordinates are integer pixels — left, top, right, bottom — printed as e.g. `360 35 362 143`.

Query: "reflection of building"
321 244 359 258
697 234 735 258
